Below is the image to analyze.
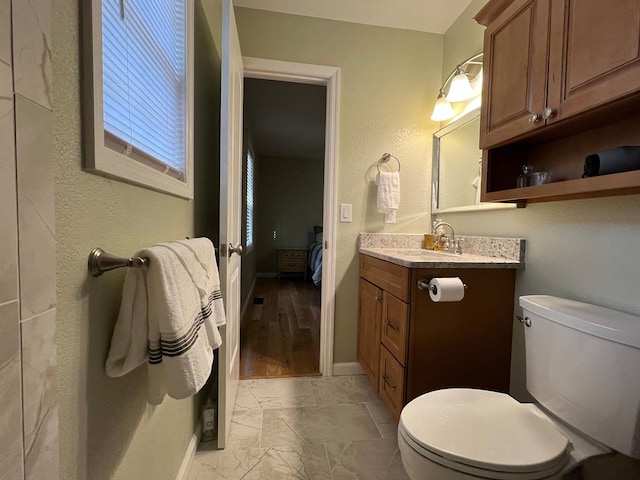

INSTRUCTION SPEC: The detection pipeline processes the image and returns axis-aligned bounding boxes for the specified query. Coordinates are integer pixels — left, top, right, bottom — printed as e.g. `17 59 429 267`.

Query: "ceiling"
244 78 327 160
234 0 473 34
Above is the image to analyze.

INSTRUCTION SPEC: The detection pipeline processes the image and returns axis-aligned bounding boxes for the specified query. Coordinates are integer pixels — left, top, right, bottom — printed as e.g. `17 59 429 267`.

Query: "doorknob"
228 243 244 257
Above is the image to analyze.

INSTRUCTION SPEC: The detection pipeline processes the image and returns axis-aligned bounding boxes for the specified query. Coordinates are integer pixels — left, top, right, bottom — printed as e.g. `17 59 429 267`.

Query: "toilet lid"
400 389 570 474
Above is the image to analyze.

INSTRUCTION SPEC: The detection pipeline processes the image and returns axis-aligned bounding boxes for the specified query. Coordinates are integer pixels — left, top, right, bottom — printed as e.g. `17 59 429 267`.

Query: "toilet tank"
520 295 640 459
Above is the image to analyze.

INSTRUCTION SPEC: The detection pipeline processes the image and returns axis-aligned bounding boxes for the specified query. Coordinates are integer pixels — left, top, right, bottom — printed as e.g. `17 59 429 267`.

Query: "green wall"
235 7 444 364
53 0 220 478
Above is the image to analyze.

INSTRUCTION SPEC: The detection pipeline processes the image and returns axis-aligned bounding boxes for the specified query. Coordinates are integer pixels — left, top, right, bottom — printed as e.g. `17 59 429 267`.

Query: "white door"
217 0 244 449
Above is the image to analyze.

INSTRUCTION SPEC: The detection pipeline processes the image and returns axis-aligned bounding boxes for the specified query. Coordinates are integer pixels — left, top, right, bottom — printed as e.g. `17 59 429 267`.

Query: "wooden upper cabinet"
478 0 640 148
479 0 550 148
546 0 640 122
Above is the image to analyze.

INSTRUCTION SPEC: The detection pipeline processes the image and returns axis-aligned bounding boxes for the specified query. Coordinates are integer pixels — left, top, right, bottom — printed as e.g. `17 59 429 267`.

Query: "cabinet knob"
375 296 381 302
528 113 541 124
543 107 557 120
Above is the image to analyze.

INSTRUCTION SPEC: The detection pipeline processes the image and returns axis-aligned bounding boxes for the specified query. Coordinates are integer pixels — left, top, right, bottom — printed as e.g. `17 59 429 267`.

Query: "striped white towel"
105 238 226 405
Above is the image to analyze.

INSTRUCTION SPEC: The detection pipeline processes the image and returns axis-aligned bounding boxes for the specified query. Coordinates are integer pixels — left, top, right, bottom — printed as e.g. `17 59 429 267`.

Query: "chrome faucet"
434 221 462 254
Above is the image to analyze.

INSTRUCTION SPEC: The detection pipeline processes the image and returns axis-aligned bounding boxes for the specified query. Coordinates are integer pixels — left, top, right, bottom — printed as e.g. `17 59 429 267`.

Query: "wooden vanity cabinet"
357 278 383 387
358 254 516 420
476 0 640 204
406 267 515 402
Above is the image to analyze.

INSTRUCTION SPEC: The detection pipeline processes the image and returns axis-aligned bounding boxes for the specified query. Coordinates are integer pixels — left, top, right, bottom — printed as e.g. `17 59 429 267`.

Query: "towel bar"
87 248 149 277
88 243 220 277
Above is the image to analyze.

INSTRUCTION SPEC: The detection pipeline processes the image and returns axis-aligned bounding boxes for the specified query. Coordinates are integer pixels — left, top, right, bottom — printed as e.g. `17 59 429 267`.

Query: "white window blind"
102 0 187 179
246 151 255 249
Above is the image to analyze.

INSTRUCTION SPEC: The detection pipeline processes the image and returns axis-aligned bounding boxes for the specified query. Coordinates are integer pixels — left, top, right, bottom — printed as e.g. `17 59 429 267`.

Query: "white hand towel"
376 171 400 214
105 238 226 405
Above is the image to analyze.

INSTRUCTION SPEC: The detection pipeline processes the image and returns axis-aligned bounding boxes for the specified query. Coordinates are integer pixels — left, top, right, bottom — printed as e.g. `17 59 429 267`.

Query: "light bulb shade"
446 71 475 102
430 95 455 121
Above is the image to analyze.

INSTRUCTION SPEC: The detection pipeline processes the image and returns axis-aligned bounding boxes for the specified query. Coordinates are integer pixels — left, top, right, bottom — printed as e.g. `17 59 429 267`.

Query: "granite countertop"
359 247 523 269
358 233 526 269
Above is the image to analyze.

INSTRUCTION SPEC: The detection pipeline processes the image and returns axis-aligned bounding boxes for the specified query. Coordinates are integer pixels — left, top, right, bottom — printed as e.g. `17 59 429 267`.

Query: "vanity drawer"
381 292 409 366
360 254 410 302
379 345 406 421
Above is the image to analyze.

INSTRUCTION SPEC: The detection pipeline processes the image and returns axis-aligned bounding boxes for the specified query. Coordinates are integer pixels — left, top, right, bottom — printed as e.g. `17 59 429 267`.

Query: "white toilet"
398 295 640 479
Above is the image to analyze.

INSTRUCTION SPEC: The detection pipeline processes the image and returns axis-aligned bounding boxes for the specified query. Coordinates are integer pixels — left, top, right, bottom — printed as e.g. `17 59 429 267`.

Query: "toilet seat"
399 389 570 479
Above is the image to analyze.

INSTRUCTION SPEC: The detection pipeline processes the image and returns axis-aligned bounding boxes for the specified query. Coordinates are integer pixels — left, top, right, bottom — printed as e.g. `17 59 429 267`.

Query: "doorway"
240 57 340 379
241 77 325 378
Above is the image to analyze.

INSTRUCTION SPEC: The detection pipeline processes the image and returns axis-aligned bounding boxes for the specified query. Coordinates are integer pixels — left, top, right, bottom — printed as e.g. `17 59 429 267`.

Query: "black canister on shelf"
516 164 533 188
583 146 640 177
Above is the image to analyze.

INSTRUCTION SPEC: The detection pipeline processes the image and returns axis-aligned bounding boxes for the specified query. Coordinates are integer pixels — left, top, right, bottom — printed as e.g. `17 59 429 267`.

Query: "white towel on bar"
376 171 400 213
105 237 226 405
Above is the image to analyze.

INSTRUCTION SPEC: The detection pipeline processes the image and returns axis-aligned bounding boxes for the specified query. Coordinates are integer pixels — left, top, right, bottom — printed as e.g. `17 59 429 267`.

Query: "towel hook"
377 153 401 173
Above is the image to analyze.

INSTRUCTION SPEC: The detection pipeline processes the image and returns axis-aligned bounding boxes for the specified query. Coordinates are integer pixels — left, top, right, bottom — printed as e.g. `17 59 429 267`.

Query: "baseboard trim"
175 419 202 480
332 362 365 376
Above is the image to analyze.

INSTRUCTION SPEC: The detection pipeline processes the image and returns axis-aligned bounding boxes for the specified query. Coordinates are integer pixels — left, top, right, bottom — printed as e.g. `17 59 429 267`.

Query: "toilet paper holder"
417 278 468 295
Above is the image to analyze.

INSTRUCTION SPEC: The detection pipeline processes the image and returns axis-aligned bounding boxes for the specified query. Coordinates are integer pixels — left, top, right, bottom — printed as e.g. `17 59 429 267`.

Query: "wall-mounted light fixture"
431 52 483 122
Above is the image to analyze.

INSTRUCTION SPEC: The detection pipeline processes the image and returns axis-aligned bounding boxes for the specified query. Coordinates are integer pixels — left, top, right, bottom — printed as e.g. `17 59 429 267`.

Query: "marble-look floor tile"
246 377 316 409
365 399 398 438
311 375 379 406
15 95 55 319
228 408 263 450
0 301 23 480
0 0 10 65
21 309 59 480
188 444 331 480
12 0 52 109
0 61 18 305
261 403 380 448
326 437 409 480
235 381 262 411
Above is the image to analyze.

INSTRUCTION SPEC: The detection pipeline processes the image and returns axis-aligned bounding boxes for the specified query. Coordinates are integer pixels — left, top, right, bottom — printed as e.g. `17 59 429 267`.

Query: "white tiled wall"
0 1 58 479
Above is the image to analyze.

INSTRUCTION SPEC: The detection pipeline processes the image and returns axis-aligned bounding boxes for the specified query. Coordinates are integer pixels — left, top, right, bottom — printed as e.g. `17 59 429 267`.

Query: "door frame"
243 57 340 376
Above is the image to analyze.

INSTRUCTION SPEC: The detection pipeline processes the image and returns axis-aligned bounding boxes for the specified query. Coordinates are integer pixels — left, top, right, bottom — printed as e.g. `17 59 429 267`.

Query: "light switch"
340 203 352 223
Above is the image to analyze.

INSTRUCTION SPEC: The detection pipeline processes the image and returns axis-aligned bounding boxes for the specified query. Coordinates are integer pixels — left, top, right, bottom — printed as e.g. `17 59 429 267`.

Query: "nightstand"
277 248 308 279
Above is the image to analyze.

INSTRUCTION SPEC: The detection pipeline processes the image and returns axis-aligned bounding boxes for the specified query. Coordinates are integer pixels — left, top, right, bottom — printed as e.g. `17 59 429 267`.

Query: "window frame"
84 0 195 199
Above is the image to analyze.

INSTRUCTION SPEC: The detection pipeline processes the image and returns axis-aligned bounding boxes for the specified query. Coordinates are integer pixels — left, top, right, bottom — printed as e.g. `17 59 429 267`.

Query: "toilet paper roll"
429 277 465 302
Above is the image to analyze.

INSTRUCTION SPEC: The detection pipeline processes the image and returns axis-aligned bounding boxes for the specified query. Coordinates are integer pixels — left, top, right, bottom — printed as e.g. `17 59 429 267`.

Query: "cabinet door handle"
543 107 557 120
528 113 541 124
375 296 381 302
386 320 399 332
383 375 397 391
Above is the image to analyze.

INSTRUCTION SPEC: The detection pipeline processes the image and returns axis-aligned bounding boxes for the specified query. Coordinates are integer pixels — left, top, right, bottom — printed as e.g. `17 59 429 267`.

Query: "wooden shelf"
484 170 640 204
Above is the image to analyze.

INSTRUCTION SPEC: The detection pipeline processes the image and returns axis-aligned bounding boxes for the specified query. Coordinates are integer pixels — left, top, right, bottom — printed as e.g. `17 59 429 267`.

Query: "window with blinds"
86 0 193 198
246 150 255 249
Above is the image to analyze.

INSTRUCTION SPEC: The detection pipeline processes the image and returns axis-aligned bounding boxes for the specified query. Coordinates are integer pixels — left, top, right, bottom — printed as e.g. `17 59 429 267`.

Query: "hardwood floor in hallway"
240 277 321 379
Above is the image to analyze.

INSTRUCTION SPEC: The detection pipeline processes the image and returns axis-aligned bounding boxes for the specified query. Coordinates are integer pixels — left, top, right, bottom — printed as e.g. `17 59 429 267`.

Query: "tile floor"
188 375 410 479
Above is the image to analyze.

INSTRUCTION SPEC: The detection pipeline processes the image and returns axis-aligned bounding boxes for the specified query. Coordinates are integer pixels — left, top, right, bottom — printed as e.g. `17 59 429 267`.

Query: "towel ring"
377 153 401 173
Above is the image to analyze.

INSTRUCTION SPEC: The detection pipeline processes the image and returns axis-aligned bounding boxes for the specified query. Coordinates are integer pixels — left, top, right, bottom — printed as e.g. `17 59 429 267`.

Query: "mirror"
432 109 515 213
